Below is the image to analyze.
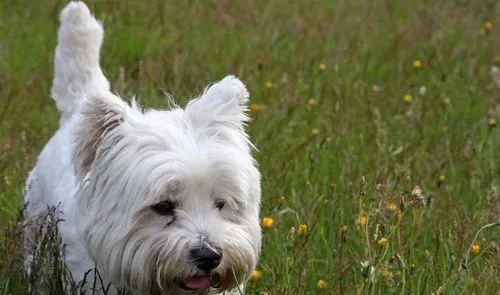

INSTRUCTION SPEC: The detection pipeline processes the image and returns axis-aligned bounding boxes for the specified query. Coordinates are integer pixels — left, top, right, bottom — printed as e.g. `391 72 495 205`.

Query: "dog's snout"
190 246 222 272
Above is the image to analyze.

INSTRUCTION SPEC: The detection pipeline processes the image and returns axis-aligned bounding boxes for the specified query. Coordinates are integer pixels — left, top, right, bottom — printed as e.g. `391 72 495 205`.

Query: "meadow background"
0 0 499 294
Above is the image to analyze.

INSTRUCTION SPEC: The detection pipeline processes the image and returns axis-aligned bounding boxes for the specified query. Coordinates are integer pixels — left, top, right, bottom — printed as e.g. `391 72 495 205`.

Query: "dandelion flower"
317 279 328 288
357 215 367 226
378 237 388 246
250 270 261 281
264 81 274 89
412 59 422 69
471 243 481 255
249 103 260 114
318 63 327 71
403 94 412 103
386 202 397 212
297 223 308 235
262 217 274 229
483 21 493 31
380 269 393 279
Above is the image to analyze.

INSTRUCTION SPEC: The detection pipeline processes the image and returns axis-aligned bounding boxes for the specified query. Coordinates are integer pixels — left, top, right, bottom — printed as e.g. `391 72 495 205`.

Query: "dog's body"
23 2 261 294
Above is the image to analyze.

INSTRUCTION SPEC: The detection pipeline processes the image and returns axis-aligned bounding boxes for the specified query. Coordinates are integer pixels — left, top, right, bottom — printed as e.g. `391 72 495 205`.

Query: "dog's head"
73 76 261 294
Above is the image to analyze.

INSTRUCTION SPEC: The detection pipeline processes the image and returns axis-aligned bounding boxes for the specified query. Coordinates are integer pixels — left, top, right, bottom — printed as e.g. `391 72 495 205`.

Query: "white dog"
23 2 261 294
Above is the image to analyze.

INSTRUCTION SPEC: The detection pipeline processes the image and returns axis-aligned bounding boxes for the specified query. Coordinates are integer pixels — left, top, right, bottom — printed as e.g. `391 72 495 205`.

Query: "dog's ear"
74 93 127 181
185 75 250 129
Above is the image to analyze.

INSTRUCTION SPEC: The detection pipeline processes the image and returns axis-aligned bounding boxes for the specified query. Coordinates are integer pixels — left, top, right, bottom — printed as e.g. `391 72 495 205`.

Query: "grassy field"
1 0 499 294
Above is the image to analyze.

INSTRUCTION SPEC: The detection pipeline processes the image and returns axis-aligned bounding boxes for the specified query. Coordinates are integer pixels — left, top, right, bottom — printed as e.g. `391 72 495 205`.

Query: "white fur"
23 2 261 294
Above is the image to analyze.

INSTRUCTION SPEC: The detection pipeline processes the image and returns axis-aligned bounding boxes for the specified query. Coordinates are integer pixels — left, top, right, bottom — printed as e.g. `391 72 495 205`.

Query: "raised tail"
52 1 110 124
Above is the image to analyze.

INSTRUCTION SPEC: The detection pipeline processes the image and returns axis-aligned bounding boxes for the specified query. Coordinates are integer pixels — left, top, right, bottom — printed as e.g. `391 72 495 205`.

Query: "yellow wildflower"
380 269 393 279
250 270 261 281
308 98 317 106
357 215 367 226
249 103 260 114
412 59 422 69
483 21 493 31
378 237 388 246
264 81 274 89
297 223 308 235
318 63 327 71
386 202 397 212
262 217 274 229
403 94 412 103
317 279 328 288
279 195 286 203
443 97 451 105
471 243 481 255
312 128 319 135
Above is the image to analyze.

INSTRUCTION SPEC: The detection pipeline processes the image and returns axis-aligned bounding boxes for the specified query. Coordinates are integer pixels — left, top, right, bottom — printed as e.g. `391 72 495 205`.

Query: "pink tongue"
184 276 211 289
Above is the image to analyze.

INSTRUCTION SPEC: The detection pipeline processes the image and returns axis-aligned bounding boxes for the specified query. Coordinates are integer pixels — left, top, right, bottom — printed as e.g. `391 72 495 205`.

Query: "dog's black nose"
190 247 222 272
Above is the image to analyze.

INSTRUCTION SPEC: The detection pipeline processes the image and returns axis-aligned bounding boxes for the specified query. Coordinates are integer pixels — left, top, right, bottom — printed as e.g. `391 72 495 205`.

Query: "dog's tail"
51 1 110 124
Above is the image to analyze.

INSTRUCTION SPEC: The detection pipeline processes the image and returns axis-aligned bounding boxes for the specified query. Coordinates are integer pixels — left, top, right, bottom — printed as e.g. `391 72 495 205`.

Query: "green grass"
1 0 499 294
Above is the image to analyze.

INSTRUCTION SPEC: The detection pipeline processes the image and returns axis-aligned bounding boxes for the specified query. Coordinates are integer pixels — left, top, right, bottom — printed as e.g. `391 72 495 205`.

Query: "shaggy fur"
23 2 261 294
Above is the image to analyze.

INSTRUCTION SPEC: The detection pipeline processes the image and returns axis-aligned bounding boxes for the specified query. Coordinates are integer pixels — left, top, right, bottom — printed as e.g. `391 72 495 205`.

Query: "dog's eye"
151 200 175 216
215 200 226 210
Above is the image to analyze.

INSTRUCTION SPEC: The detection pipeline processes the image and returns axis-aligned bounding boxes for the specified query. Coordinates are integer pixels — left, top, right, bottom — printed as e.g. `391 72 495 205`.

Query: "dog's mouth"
180 273 222 291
